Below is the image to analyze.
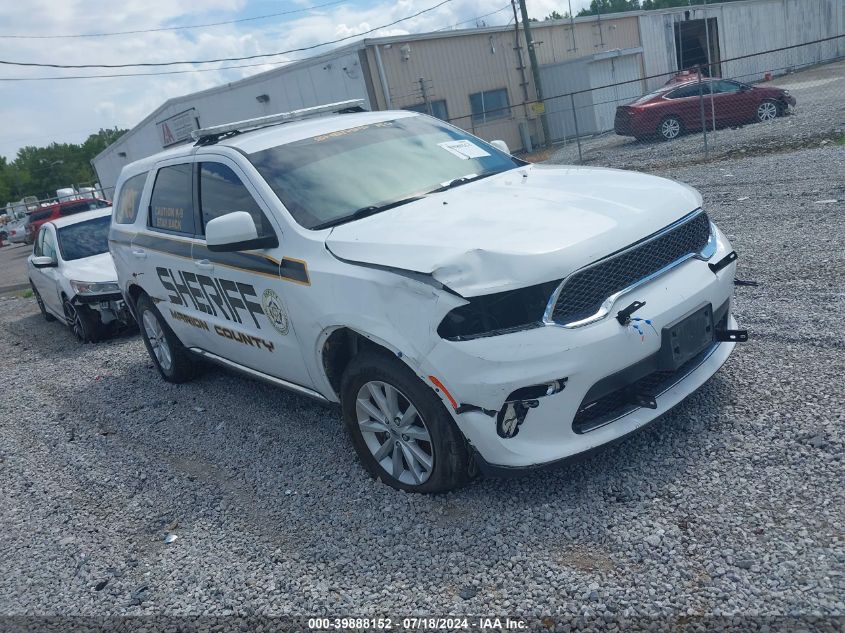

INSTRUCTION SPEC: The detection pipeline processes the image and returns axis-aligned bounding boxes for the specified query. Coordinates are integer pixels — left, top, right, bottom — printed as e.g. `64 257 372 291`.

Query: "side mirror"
31 255 57 268
206 211 278 252
490 139 511 155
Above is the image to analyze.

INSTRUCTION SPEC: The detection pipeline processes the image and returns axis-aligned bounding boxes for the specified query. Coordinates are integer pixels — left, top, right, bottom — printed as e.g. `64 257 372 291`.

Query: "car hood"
324 165 703 296
62 252 118 283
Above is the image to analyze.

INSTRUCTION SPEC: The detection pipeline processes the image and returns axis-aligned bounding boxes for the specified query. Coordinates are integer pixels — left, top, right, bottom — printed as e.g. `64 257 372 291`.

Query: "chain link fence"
445 34 844 167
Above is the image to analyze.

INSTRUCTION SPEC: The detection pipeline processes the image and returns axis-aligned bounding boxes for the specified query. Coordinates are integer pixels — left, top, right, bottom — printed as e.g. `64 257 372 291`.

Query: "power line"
0 0 348 39
436 4 511 31
0 0 452 69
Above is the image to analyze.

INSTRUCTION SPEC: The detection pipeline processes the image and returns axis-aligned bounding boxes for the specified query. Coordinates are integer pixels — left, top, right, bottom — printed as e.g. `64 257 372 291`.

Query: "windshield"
249 115 521 229
57 215 110 261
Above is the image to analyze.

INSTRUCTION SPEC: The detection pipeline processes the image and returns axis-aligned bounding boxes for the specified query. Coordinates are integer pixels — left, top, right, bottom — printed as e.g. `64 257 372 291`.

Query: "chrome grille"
550 211 712 326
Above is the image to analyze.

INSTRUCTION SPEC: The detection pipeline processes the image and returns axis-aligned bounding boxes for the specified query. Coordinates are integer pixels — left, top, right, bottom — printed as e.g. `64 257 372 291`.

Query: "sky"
0 0 592 160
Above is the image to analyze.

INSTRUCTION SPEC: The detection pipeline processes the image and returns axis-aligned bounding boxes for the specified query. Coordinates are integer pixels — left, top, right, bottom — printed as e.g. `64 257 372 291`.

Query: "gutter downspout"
373 45 392 110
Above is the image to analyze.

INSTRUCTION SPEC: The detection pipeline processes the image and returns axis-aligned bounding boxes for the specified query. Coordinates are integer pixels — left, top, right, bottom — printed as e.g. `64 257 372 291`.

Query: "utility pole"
517 0 551 147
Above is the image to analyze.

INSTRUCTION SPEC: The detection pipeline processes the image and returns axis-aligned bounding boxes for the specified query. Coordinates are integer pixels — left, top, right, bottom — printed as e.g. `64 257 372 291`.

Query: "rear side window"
198 162 275 238
28 210 51 223
149 164 195 235
60 200 109 216
114 173 147 224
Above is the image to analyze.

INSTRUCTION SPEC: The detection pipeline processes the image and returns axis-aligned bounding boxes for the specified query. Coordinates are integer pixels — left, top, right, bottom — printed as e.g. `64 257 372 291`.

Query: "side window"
33 229 44 256
469 88 510 124
198 162 275 238
114 173 147 224
149 163 195 235
41 229 58 261
666 84 700 99
714 80 742 94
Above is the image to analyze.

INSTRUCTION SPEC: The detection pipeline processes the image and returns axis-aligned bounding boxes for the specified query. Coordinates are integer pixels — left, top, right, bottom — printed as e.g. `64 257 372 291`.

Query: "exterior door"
190 157 312 387
29 225 63 317
136 161 206 348
709 80 756 126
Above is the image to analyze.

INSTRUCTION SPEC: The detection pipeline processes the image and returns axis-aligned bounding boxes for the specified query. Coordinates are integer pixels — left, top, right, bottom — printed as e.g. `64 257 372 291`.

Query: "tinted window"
57 215 110 261
666 84 702 99
60 199 110 216
198 163 274 238
114 173 147 224
27 210 52 223
149 164 195 234
405 100 449 121
469 88 510 124
713 80 742 94
249 116 520 230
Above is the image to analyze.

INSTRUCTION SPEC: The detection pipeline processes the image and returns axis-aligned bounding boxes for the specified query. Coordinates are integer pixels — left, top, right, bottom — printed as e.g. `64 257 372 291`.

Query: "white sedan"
27 208 133 342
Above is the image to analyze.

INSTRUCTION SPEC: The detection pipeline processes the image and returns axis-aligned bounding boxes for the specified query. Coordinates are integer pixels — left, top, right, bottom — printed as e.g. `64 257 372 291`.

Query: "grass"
19 289 33 299
834 136 845 146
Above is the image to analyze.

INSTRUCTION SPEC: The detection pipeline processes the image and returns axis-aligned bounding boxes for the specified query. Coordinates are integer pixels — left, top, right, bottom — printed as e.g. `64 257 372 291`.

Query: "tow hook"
496 400 539 439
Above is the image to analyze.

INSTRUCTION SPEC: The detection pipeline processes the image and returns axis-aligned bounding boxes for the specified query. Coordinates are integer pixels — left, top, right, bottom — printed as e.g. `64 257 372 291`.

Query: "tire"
340 350 470 493
658 116 683 141
756 99 779 122
62 297 101 343
31 283 56 322
136 294 196 383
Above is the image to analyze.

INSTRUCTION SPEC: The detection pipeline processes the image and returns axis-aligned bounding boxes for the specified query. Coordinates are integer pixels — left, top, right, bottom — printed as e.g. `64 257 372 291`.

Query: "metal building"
92 0 844 190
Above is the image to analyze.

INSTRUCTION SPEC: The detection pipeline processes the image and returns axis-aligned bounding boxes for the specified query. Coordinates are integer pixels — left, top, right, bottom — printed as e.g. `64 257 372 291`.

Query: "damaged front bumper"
424 248 741 471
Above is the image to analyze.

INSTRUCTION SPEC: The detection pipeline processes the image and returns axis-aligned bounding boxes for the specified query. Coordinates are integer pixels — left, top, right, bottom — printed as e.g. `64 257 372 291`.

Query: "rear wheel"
136 294 196 383
31 283 56 322
756 99 779 122
659 116 683 141
340 351 470 493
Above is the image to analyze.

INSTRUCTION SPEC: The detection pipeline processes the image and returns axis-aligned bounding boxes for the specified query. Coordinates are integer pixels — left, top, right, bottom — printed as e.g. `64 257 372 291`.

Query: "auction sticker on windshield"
438 140 490 159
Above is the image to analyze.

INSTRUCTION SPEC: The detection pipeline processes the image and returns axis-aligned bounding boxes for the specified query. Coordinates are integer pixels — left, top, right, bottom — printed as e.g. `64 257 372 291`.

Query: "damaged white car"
28 208 134 342
109 103 746 492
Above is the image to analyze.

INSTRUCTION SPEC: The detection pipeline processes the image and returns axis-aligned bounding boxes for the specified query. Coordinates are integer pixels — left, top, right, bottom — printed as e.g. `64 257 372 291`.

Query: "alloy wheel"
660 118 681 140
63 300 85 342
142 310 173 372
757 101 778 122
355 381 434 485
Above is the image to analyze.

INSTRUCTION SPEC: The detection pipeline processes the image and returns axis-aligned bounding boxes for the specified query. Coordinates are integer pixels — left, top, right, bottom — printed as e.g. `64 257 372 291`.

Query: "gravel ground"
0 145 843 630
548 58 845 171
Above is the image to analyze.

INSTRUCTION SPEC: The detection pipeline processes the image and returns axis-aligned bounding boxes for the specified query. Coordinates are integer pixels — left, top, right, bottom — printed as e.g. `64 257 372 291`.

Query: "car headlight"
70 280 120 295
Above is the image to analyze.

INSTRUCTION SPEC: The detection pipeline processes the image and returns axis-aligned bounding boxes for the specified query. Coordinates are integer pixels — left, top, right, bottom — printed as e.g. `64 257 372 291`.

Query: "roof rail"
191 99 366 144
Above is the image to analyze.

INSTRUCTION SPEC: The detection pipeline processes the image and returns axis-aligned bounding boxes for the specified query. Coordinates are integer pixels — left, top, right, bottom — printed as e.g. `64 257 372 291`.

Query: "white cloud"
0 0 593 160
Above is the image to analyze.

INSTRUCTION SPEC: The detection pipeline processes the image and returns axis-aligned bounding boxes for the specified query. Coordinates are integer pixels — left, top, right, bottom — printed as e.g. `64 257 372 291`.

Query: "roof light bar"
191 99 365 140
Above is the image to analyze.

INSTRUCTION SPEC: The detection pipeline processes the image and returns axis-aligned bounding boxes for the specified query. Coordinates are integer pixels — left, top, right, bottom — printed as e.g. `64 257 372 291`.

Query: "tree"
0 128 126 204
544 10 568 20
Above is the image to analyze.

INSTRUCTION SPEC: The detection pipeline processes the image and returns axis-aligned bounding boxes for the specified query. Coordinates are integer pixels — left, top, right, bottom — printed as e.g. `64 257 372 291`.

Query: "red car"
615 78 796 141
25 198 111 244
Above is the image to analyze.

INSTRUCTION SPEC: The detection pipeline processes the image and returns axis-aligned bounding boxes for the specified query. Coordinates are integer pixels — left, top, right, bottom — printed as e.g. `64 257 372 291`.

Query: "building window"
404 100 449 121
469 88 510 124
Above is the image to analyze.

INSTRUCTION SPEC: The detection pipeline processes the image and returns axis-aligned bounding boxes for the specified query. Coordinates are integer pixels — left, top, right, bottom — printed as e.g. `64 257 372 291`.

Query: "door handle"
195 259 214 271
131 249 147 260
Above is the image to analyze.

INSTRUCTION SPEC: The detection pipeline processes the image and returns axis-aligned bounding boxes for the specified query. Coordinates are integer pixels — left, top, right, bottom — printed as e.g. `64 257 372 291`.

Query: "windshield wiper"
429 171 498 193
311 195 426 230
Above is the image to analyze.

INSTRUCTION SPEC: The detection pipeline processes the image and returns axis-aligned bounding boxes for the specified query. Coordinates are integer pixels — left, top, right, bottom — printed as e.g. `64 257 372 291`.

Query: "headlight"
437 280 559 341
70 280 120 295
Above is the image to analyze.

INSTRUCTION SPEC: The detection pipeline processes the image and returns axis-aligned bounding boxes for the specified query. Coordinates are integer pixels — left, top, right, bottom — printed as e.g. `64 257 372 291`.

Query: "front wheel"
756 99 779 122
340 351 470 493
63 298 101 343
136 294 196 383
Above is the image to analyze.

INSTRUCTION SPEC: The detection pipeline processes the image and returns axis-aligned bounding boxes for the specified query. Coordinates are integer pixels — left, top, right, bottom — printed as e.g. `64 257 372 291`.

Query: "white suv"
109 103 745 492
